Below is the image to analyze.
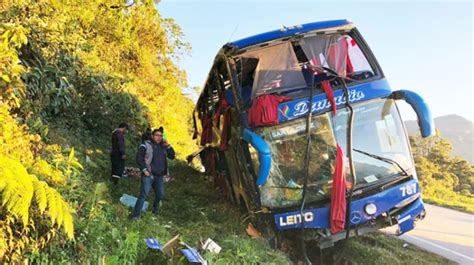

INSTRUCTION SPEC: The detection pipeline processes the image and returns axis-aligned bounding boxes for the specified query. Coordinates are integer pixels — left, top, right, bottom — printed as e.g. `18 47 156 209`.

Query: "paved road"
384 204 474 264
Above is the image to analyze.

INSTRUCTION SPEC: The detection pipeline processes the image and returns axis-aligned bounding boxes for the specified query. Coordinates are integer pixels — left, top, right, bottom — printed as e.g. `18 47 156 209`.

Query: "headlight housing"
364 203 377 215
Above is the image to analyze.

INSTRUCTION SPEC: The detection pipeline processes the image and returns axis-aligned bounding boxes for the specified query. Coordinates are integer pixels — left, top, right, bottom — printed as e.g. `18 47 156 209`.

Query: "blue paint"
144 238 162 250
242 128 271 186
392 90 435 138
278 79 392 123
274 179 422 230
229 19 353 49
180 248 205 263
397 197 425 234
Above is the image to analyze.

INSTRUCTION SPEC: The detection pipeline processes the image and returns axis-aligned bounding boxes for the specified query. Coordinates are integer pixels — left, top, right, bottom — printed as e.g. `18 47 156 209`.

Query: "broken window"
237 42 307 99
299 34 374 80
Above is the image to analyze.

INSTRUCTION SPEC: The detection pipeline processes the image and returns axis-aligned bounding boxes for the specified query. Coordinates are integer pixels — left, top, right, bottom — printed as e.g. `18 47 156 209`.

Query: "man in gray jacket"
132 128 175 218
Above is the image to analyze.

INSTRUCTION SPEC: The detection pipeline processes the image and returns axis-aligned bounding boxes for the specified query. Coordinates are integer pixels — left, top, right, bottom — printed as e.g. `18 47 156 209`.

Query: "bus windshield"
250 98 413 208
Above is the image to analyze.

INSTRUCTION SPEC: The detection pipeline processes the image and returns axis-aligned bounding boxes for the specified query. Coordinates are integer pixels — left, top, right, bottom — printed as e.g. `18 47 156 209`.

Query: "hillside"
36 161 455 264
407 115 474 213
405 114 474 164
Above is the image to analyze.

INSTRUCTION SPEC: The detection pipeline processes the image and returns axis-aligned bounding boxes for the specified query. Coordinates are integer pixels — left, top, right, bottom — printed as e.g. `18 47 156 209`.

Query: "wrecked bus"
190 19 434 249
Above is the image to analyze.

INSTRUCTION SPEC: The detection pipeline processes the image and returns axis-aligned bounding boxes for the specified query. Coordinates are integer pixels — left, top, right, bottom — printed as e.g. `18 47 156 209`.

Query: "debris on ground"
181 242 207 264
119 193 148 211
144 235 208 264
202 238 222 254
144 238 162 250
161 234 180 257
164 175 175 183
246 223 264 239
124 167 141 179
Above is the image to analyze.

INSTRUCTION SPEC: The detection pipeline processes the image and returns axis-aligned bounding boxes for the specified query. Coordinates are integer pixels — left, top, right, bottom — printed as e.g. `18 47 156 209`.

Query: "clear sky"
158 0 473 121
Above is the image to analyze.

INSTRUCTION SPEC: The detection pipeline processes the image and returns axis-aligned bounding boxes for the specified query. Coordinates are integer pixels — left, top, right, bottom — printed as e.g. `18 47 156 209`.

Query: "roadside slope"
80 161 454 264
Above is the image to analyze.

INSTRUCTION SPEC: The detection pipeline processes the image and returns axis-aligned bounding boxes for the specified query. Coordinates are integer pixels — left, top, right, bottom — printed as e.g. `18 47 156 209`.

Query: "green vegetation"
32 161 291 263
0 0 194 261
0 0 469 263
410 132 474 213
30 161 454 264
332 233 455 265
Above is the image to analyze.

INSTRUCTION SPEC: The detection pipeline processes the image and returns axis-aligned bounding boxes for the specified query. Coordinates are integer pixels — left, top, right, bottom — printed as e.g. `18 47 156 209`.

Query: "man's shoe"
129 214 140 220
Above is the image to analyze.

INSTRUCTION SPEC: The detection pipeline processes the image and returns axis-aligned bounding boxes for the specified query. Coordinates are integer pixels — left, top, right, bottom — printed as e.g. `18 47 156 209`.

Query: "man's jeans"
133 175 164 217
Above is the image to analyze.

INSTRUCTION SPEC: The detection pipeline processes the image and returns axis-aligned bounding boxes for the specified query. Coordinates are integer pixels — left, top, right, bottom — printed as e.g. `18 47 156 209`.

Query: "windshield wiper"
353 173 411 196
353 148 408 177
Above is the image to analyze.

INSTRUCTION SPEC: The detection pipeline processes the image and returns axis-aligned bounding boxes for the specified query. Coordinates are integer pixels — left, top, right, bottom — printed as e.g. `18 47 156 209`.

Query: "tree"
410 131 473 196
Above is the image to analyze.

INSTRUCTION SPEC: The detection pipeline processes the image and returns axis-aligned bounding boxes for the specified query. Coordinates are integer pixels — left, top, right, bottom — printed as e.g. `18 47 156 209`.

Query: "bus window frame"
225 29 385 112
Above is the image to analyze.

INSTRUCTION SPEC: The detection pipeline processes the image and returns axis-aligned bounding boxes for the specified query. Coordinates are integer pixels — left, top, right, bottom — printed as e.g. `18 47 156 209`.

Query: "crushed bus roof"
228 19 353 49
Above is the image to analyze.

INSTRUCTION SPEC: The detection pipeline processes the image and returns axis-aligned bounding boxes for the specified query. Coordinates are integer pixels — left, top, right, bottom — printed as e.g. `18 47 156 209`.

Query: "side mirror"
242 128 271 187
392 90 435 138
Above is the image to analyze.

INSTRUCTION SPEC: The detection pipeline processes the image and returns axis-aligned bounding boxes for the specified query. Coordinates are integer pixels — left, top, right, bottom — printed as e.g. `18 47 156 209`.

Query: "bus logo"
279 212 315 227
285 89 366 119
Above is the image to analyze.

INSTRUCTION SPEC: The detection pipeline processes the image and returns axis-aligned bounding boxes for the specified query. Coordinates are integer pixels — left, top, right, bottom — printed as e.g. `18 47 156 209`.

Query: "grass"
107 160 453 264
423 194 474 214
37 159 455 264
71 159 290 264
331 232 455 265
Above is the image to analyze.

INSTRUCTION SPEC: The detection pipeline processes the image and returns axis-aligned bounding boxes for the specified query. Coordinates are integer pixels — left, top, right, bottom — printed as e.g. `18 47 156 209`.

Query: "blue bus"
191 19 434 249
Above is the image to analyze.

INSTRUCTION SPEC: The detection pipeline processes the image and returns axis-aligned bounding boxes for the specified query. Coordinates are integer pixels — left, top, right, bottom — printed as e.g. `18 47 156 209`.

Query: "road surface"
384 204 474 264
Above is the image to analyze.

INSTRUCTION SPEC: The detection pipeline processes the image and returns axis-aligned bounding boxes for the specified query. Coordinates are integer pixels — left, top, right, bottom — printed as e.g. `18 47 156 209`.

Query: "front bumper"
273 179 425 237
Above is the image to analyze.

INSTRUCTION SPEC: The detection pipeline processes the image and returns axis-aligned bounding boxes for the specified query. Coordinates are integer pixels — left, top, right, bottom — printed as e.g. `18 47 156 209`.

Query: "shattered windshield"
335 99 414 186
250 98 413 208
235 33 375 100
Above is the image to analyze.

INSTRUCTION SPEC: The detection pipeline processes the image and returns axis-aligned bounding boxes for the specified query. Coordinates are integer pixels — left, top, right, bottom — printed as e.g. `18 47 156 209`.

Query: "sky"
158 0 473 121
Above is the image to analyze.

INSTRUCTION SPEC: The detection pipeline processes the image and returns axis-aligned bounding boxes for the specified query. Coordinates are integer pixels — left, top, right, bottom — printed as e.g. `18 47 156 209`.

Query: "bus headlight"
364 203 377 215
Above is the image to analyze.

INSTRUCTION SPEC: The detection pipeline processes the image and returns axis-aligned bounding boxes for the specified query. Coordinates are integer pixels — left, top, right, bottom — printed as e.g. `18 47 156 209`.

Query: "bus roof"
228 19 353 49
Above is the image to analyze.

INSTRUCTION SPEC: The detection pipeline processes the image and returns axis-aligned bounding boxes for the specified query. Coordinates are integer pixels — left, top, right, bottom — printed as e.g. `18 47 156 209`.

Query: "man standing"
132 128 175 218
111 123 129 184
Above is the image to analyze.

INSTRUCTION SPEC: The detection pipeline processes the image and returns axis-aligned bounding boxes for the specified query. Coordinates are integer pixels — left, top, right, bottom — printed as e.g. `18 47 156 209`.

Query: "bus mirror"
392 90 435 138
243 129 271 187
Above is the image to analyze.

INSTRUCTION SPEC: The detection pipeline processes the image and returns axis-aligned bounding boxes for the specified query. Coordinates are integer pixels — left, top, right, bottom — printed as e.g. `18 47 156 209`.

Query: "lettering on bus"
400 183 417 197
293 90 365 117
279 212 314 227
292 89 365 118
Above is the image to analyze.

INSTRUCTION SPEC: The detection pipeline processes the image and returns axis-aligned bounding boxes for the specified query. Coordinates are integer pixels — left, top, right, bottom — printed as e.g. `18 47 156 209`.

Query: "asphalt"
384 203 474 264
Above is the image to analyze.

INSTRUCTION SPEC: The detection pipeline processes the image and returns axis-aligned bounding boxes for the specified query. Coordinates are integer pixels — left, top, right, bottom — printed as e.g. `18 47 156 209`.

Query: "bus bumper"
396 196 426 234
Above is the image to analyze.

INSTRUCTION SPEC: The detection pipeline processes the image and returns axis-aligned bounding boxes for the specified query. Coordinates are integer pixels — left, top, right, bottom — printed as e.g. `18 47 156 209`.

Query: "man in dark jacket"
132 128 175 218
111 123 129 184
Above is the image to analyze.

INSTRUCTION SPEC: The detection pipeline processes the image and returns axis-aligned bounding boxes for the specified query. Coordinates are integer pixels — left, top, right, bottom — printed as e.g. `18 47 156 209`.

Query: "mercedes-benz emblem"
350 211 362 224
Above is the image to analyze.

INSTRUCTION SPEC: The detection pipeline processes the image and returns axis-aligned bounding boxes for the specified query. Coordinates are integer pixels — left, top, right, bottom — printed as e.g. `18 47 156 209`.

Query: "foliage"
1 1 196 260
410 131 474 213
1 0 196 261
0 22 28 108
2 0 196 158
0 105 76 262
